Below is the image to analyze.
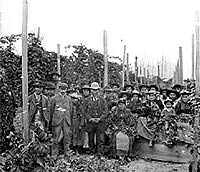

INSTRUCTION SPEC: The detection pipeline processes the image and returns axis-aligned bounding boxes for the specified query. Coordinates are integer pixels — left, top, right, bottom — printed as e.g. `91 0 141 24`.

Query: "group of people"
28 78 195 159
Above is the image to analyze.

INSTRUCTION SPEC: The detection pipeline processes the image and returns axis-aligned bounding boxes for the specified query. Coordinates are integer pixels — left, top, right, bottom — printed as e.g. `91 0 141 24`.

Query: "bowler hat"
45 82 56 90
172 84 182 90
112 83 120 88
180 90 191 96
118 98 126 105
32 80 44 88
148 85 159 91
167 89 180 98
58 82 68 89
139 84 149 90
132 90 141 96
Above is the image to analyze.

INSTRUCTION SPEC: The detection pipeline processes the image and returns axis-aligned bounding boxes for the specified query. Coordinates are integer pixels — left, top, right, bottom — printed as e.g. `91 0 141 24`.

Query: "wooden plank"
133 137 193 163
103 30 108 86
22 0 29 142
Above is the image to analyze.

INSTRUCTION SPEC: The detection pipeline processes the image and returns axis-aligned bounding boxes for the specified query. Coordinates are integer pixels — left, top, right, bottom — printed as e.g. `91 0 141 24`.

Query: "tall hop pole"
122 45 126 88
22 0 29 141
103 30 108 86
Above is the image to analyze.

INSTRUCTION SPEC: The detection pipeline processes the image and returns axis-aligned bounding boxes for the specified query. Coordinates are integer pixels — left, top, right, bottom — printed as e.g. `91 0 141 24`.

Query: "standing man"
83 82 108 157
28 80 49 140
50 82 73 156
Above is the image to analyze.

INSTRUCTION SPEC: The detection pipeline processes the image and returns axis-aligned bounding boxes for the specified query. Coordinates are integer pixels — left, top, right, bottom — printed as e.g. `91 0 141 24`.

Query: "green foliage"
61 44 123 87
0 34 57 107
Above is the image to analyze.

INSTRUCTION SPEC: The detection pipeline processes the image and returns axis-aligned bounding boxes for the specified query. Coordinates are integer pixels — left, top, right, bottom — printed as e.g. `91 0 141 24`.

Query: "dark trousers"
85 121 105 156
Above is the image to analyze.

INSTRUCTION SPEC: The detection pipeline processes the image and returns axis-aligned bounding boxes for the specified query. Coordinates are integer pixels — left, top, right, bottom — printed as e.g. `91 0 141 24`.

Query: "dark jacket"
83 95 108 122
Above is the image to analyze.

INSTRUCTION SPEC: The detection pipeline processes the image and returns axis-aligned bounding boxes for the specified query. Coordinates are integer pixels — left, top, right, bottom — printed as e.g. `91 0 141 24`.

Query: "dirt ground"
123 159 189 172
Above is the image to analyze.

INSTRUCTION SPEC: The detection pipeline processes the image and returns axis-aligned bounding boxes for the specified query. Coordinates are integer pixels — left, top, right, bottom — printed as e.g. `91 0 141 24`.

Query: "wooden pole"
179 47 183 85
177 59 180 84
140 66 142 84
22 0 29 142
193 11 200 172
122 45 126 88
57 44 61 76
135 56 138 83
0 12 2 37
126 53 129 83
192 34 195 80
195 11 200 94
143 67 146 84
161 56 164 78
37 27 40 39
147 69 150 85
103 30 108 86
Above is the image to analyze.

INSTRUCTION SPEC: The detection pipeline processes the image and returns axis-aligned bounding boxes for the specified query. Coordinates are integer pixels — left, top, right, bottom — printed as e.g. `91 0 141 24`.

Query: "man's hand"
89 118 96 122
94 118 100 123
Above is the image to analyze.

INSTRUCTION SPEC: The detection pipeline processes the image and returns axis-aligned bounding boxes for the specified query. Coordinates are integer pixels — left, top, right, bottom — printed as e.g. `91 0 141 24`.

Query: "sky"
0 0 200 79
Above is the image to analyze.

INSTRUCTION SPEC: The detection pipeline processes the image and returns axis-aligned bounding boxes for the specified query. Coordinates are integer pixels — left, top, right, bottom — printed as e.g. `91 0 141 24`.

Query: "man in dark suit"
83 82 108 157
50 82 73 156
28 80 49 141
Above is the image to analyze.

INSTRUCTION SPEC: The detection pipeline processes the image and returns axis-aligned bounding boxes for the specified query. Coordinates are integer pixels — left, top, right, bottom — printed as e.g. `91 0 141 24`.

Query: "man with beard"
0 66 16 153
83 82 108 157
50 82 73 156
28 80 49 140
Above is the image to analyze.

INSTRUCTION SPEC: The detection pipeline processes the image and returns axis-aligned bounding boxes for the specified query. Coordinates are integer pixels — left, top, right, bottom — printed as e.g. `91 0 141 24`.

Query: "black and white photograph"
0 0 200 171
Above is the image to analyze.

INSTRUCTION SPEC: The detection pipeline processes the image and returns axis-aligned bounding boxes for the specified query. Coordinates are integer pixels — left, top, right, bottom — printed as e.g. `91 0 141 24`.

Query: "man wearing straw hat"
83 82 108 157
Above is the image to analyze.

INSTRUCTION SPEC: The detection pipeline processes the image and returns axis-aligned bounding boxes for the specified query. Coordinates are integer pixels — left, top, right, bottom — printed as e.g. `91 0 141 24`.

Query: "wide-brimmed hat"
58 82 68 89
132 90 141 96
45 82 56 90
167 89 180 98
139 84 149 90
147 90 157 95
148 85 159 91
111 83 120 88
32 80 45 88
103 85 112 92
172 84 182 90
160 88 169 94
164 98 173 105
90 82 100 90
124 84 134 91
119 91 129 98
180 90 191 96
118 98 126 105
80 84 91 93
69 92 82 99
